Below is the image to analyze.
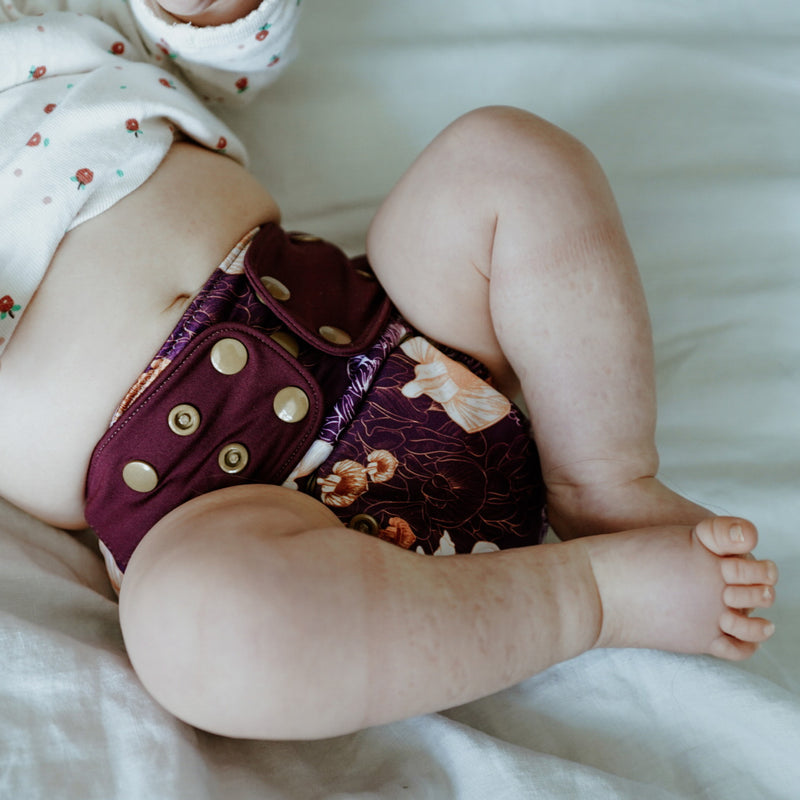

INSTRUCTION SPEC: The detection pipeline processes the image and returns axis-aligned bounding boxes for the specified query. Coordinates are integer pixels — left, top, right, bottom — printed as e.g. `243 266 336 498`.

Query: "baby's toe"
708 634 760 662
720 609 776 644
721 557 778 587
723 583 776 610
694 517 758 556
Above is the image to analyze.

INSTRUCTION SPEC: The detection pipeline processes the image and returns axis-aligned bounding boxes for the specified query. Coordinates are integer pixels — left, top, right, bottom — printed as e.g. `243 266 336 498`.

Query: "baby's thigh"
365 111 516 380
366 106 574 387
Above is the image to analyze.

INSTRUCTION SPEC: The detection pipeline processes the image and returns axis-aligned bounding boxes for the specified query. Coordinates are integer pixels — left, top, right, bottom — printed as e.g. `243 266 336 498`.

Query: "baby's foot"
583 517 778 660
547 474 711 540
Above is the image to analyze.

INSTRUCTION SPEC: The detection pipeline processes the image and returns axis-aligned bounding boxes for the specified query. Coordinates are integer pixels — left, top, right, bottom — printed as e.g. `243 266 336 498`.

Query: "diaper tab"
244 223 393 356
85 323 323 571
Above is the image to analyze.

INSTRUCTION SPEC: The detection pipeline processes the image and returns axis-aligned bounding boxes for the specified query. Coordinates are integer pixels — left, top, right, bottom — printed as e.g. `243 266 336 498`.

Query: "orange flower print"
365 449 398 483
400 337 511 434
318 460 368 507
378 517 416 549
111 357 172 422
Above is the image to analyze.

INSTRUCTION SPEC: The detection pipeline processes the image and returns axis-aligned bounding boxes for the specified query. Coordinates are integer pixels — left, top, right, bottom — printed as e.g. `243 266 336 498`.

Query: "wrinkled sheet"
2 1 800 797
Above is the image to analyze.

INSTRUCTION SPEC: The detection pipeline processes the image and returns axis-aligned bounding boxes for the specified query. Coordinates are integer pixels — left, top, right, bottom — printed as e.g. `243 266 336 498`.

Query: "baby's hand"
157 0 262 26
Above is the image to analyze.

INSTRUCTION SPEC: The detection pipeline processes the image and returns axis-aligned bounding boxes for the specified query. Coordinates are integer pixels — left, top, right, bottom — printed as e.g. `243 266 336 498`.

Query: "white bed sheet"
2 1 800 797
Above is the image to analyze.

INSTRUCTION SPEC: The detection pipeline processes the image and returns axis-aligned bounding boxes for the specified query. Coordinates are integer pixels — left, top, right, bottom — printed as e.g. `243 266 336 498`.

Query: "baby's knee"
117 486 343 735
443 105 599 180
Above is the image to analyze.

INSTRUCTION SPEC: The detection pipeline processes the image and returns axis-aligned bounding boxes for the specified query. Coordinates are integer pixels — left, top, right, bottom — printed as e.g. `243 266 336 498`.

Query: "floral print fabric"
309 335 548 556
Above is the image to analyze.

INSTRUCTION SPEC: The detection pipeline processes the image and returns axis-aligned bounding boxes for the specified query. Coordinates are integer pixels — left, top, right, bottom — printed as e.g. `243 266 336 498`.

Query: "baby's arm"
155 0 262 26
128 0 303 102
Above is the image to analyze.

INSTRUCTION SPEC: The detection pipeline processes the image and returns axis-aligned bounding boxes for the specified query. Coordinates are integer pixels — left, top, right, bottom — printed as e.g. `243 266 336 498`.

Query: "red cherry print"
235 77 249 93
73 168 94 189
157 39 176 59
216 136 228 151
27 133 42 146
110 41 125 55
256 25 270 41
29 65 47 80
268 55 280 67
0 296 21 320
159 77 176 89
126 119 142 137
44 103 56 114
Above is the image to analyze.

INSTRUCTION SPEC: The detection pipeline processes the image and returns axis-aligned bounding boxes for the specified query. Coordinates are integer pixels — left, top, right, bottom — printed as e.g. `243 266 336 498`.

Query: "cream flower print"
318 459 368 507
400 337 511 434
318 448 398 507
366 449 398 483
283 439 334 490
418 531 500 556
428 531 456 556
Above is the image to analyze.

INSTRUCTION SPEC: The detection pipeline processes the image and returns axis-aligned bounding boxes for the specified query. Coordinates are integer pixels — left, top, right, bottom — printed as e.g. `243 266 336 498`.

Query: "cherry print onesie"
0 0 302 357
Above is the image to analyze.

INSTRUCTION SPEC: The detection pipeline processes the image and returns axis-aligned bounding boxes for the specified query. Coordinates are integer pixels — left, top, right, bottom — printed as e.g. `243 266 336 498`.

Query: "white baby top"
0 0 302 357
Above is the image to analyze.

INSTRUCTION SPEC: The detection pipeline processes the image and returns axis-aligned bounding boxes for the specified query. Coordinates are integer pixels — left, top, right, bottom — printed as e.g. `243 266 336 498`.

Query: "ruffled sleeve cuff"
129 0 302 102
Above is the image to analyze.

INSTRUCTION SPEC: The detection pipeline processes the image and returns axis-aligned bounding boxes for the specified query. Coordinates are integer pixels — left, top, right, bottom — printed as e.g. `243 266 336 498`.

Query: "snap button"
218 443 249 474
348 513 379 536
288 231 322 243
210 338 248 375
122 460 159 493
270 331 300 358
272 386 310 423
168 403 201 436
260 275 291 302
318 325 352 346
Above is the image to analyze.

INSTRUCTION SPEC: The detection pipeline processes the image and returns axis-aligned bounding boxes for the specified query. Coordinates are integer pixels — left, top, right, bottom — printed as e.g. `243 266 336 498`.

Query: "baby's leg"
119 486 776 739
367 106 707 538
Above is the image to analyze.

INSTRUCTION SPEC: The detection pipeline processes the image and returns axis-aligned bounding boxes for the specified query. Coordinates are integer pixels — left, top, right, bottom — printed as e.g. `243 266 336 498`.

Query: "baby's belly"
0 143 281 529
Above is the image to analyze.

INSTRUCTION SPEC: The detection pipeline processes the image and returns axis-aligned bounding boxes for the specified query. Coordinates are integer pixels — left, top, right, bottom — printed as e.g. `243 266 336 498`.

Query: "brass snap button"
210 338 248 375
259 275 291 302
168 403 201 436
318 325 352 346
348 513 379 536
288 231 322 243
122 460 159 493
272 386 310 423
218 443 249 474
270 331 300 358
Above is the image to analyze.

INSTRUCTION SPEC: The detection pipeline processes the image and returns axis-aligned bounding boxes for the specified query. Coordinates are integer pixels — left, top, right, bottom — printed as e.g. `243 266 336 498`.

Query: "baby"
0 0 778 740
